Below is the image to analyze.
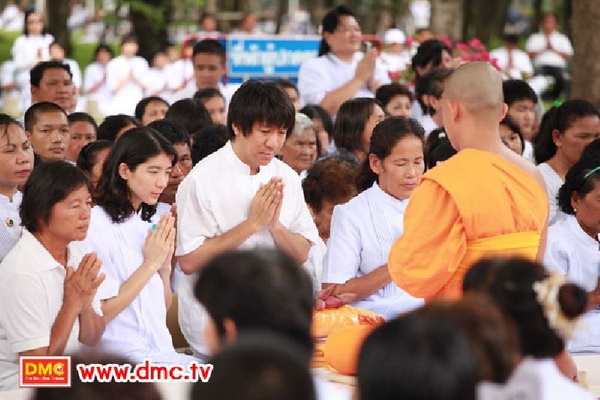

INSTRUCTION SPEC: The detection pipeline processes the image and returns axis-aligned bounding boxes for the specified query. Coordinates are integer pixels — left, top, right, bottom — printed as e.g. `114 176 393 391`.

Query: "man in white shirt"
176 80 320 358
30 61 77 113
491 34 534 80
525 13 573 100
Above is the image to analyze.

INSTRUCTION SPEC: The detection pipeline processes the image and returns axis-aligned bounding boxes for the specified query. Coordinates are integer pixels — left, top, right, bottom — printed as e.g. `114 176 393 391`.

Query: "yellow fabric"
388 149 548 301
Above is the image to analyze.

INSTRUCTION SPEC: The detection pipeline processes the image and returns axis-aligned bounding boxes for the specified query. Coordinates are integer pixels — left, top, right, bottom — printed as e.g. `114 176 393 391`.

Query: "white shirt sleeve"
298 58 329 106
543 236 570 276
322 205 362 284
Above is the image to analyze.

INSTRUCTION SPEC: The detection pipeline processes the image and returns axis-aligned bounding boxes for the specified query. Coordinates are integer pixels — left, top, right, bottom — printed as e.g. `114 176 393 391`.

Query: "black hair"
49 40 66 55
134 96 169 122
24 102 67 132
92 43 114 61
358 312 478 400
533 99 600 163
274 79 299 96
30 60 73 88
415 68 453 115
191 332 316 400
191 124 229 165
425 128 457 169
333 98 381 155
76 139 112 173
499 115 525 153
227 80 295 138
120 33 138 47
0 113 24 135
165 98 211 141
68 112 98 130
356 117 425 192
302 156 358 212
192 39 226 64
502 79 537 107
558 161 600 215
96 114 142 142
300 104 334 142
95 127 177 223
411 39 452 77
194 249 314 360
148 118 190 147
193 88 225 103
318 6 357 56
23 9 46 36
464 257 588 358
502 33 520 45
375 83 414 110
20 161 92 233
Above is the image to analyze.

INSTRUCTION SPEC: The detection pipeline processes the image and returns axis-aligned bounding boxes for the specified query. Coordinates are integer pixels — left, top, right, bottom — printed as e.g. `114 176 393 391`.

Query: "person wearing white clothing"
490 34 534 80
176 81 320 358
298 6 390 116
323 117 425 319
83 44 113 117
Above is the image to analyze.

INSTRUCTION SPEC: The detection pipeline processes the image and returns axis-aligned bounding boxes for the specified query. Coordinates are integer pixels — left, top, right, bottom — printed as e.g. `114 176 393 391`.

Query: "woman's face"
0 124 34 196
573 180 600 238
119 153 173 210
499 124 523 155
385 95 412 118
141 101 168 126
370 135 424 200
96 48 112 65
324 15 362 56
44 185 92 243
554 115 600 167
279 128 318 174
90 147 111 188
26 12 44 35
361 105 386 154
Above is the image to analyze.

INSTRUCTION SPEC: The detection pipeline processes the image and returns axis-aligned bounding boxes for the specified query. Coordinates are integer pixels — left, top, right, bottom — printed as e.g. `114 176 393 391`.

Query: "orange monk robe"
388 149 548 301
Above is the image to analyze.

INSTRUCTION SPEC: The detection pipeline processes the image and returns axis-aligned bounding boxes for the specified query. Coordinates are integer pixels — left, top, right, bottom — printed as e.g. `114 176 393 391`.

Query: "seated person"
279 113 319 177
24 101 69 162
67 112 98 162
323 117 425 319
499 115 524 156
414 68 452 136
191 123 229 165
76 140 112 191
300 104 334 157
134 96 169 126
96 114 141 142
375 83 413 118
194 88 227 125
503 79 538 160
165 98 211 144
274 79 301 112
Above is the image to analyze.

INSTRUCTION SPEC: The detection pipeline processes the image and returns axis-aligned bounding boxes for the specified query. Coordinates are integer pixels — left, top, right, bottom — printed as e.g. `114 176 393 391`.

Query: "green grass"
0 30 20 65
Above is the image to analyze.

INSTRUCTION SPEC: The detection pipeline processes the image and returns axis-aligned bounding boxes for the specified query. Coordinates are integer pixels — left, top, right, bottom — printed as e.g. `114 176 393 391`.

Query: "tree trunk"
129 0 172 61
429 0 462 41
46 0 70 54
466 0 510 43
571 0 600 105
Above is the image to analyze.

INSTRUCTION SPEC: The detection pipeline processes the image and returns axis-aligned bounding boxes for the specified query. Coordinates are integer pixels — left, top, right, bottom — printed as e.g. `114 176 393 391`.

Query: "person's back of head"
415 68 452 116
191 123 229 165
444 62 504 117
96 114 141 142
191 332 316 400
148 118 190 147
164 98 211 141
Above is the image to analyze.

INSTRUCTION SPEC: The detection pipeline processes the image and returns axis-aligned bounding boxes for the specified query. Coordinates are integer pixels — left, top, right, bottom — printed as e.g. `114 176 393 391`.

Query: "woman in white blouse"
322 117 426 319
83 44 113 117
84 127 193 364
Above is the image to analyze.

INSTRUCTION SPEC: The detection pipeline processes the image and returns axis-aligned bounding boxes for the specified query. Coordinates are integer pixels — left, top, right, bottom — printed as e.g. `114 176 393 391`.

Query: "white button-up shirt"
0 191 22 262
525 31 573 69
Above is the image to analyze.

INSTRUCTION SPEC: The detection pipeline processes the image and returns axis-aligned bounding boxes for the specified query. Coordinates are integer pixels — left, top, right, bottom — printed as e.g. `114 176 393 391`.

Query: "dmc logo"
20 356 71 387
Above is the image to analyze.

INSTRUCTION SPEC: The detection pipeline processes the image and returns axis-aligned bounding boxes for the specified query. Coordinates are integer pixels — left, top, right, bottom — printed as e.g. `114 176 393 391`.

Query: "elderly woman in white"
322 117 425 319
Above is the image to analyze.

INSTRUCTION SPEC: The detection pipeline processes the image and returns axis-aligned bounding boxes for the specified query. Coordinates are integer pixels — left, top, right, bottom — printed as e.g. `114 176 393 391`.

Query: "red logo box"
20 356 71 387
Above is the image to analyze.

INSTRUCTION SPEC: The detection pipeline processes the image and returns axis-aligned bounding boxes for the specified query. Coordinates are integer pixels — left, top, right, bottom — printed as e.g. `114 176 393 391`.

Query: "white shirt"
175 141 320 356
0 229 105 390
417 114 438 138
525 31 573 69
0 191 22 262
84 206 193 364
298 52 391 107
490 47 534 79
379 51 410 74
62 58 82 89
323 183 424 319
105 55 149 116
144 67 170 98
537 162 564 226
11 34 53 70
83 62 111 116
171 79 240 107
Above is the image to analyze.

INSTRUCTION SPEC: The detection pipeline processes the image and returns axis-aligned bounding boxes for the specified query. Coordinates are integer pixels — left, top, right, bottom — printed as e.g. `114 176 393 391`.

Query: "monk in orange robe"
388 61 548 301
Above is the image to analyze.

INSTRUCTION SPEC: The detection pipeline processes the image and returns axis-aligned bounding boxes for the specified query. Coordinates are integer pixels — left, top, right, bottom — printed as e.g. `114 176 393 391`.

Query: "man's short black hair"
148 118 190 147
193 88 225 103
192 39 226 64
24 102 67 132
502 79 538 106
30 60 73 88
67 112 98 130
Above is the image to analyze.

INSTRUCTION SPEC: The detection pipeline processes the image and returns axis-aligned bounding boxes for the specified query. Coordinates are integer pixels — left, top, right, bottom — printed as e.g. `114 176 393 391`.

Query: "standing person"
298 6 390 116
105 34 148 116
388 62 548 301
0 114 34 261
526 13 573 100
175 81 320 358
83 44 113 117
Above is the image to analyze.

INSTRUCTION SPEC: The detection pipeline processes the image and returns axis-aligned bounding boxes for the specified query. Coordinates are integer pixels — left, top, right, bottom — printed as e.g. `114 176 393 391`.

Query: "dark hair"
502 33 520 45
193 87 225 103
558 161 600 215
300 105 334 139
533 99 600 163
194 249 314 360
191 124 229 164
192 39 226 63
274 79 299 96
356 117 425 192
415 68 453 115
464 257 588 358
21 161 92 233
24 102 67 132
92 43 114 61
0 113 24 135
375 83 414 110
120 33 138 47
425 128 456 169
30 60 73 88
499 115 524 152
333 98 381 155
165 98 211 141
318 6 357 56
23 9 46 36
227 80 295 138
302 156 358 212
134 96 169 121
358 312 478 400
191 332 316 400
68 112 98 130
95 127 177 223
411 39 452 77
76 139 112 173
148 118 190 147
502 79 537 107
96 114 142 142
49 40 66 55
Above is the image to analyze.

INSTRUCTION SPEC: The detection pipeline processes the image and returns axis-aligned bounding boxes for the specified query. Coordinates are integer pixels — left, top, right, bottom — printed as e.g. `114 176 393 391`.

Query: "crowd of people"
0 3 597 400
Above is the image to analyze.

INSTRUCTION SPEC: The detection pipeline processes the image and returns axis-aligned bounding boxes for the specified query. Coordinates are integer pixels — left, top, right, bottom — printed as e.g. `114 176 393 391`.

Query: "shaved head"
443 62 504 116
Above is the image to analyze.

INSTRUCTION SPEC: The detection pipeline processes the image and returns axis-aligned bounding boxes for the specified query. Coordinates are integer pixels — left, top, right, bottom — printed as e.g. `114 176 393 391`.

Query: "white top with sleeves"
489 47 534 79
84 206 193 364
525 31 573 69
83 61 111 116
175 140 320 357
537 162 564 226
298 52 391 107
0 191 22 262
323 183 424 320
11 34 53 70
105 55 149 116
0 229 107 390
63 58 82 89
